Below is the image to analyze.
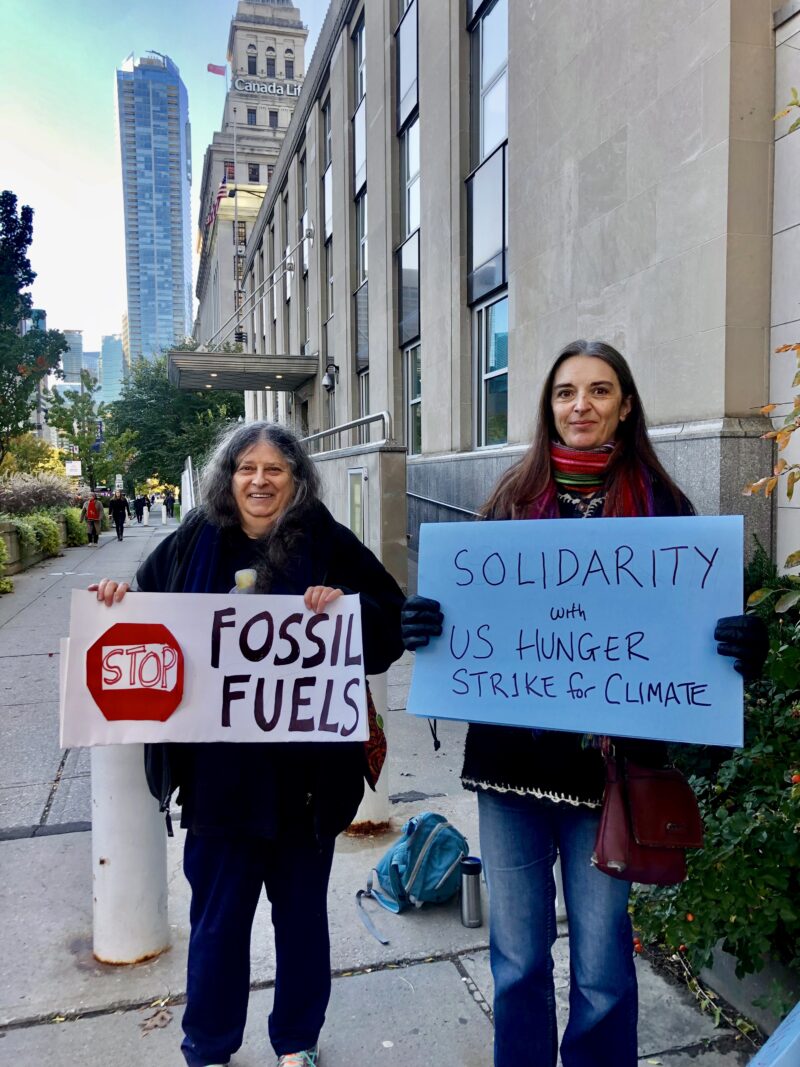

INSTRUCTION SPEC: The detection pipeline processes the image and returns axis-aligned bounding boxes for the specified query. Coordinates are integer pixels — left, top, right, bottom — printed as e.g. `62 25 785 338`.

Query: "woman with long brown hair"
401 340 766 1067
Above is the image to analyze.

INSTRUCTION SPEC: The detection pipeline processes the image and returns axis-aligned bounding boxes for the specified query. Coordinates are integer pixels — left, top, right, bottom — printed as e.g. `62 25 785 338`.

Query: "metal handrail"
405 491 479 517
301 410 394 448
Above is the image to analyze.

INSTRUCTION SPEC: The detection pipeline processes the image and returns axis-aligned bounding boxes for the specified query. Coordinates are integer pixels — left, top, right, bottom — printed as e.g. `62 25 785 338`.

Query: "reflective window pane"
353 98 367 194
397 0 418 128
481 71 507 158
481 0 508 90
487 296 508 373
484 374 508 445
469 148 503 274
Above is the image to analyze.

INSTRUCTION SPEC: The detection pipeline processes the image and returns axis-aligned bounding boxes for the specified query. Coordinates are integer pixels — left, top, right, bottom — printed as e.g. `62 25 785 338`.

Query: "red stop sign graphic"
86 622 185 722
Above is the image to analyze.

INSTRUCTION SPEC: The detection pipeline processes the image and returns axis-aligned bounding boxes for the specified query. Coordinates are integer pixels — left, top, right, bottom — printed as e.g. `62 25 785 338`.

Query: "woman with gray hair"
89 421 405 1067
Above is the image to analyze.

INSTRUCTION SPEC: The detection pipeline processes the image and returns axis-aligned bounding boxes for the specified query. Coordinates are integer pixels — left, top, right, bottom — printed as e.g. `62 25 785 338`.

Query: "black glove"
714 615 769 681
401 595 444 651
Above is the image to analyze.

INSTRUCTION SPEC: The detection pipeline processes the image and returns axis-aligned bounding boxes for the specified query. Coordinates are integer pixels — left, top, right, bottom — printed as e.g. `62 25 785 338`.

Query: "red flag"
207 63 226 76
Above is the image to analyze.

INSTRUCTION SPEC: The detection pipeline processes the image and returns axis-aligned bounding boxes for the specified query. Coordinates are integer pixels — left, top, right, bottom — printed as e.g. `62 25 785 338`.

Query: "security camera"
322 362 338 392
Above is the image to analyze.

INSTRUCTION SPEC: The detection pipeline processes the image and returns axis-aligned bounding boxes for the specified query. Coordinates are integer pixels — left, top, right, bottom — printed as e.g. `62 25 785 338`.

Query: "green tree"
0 431 63 475
0 190 67 465
106 354 244 486
44 370 110 490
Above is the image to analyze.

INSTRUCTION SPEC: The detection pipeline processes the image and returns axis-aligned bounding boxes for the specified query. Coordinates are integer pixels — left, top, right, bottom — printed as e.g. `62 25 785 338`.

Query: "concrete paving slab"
0 701 61 790
0 793 487 1026
45 771 91 826
0 960 495 1067
0 654 59 706
0 781 50 830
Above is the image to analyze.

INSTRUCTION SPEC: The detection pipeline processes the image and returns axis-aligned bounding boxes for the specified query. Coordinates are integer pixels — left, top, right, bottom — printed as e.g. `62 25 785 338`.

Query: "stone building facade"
229 0 799 558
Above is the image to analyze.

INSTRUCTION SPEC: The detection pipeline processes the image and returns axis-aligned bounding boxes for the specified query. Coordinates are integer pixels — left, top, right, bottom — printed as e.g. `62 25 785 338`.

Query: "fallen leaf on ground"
139 1008 173 1035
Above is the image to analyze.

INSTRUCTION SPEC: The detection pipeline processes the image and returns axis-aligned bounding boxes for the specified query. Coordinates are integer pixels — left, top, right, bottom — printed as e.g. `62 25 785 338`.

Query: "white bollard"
91 744 170 963
143 506 149 526
161 501 167 525
351 672 391 828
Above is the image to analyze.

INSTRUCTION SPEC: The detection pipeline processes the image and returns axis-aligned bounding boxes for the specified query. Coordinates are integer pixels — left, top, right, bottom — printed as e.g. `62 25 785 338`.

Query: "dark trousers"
180 830 336 1067
86 520 99 543
113 515 125 539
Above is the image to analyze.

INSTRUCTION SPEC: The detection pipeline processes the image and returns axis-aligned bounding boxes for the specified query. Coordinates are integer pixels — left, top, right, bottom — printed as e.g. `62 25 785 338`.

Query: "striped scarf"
527 441 654 519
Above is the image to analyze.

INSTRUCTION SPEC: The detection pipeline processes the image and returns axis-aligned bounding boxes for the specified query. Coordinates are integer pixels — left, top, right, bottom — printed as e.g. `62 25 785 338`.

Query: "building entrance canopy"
167 350 317 392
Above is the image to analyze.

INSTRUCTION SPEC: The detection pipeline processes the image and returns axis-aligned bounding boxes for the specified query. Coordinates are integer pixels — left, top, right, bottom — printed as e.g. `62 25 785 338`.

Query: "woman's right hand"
88 579 131 606
401 595 444 650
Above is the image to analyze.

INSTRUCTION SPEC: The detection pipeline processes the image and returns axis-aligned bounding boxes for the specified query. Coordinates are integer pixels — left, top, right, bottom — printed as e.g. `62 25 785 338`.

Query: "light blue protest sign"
748 1000 800 1067
407 516 744 746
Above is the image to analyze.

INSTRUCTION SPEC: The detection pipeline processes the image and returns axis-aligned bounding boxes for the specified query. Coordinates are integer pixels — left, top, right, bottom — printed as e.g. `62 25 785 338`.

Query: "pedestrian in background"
79 492 104 545
402 339 767 1067
165 490 175 518
108 490 131 541
89 421 405 1067
133 495 145 523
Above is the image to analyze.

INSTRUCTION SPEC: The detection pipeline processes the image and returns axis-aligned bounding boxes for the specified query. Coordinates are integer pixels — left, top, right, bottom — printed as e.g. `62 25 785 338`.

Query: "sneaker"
277 1047 319 1067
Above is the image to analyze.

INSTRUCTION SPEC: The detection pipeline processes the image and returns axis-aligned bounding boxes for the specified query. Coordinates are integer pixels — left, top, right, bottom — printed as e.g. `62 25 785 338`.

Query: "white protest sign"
408 515 744 746
61 590 367 745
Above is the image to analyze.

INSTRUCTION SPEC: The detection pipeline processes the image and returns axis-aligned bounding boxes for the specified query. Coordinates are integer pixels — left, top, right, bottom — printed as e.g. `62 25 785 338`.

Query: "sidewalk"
0 511 756 1065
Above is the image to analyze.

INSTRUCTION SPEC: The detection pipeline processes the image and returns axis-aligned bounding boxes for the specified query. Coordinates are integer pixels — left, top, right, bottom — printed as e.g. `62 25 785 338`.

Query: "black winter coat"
138 504 405 838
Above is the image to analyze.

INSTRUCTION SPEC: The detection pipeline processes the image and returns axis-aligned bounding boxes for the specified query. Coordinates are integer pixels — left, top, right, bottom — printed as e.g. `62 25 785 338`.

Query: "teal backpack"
356 812 468 944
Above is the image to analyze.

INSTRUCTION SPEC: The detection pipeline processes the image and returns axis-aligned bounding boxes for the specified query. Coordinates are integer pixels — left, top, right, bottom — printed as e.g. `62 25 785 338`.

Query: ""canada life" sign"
60 591 368 746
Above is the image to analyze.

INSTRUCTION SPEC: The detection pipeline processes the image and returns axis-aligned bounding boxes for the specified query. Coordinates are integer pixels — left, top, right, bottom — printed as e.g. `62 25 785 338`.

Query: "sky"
0 0 329 351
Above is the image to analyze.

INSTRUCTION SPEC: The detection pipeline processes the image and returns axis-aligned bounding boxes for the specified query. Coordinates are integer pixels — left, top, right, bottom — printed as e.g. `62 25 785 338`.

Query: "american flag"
205 176 227 228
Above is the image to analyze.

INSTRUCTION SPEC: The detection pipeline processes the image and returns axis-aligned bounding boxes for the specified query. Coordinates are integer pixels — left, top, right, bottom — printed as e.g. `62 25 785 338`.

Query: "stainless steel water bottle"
460 856 483 928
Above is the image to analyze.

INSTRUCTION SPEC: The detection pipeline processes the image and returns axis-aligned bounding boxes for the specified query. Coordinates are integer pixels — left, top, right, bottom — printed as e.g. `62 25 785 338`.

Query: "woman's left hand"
714 614 769 681
304 585 344 613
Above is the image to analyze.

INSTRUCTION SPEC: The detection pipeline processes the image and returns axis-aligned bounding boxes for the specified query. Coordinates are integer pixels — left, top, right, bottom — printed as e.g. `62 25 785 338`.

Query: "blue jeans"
180 830 336 1067
478 791 637 1067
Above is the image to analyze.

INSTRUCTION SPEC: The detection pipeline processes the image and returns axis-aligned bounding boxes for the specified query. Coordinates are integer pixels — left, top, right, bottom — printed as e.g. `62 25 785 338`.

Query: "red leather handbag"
591 753 704 885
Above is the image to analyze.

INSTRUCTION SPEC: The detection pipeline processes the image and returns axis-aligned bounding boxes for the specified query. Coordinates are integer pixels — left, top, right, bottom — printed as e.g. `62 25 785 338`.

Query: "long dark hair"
482 340 686 518
200 420 322 591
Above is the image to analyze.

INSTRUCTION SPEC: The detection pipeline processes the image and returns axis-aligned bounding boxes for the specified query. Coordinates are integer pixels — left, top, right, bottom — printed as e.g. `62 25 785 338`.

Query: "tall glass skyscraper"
116 54 192 362
61 330 83 382
99 334 127 405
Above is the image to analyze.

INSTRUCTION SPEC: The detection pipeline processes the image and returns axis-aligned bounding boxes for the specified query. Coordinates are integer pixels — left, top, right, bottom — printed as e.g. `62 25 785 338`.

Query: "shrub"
0 535 12 594
27 513 61 557
0 511 61 559
0 473 72 514
62 507 87 546
632 587 800 1009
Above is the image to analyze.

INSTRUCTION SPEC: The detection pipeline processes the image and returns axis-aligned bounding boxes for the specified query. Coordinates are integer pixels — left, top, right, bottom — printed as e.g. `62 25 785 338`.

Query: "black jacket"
139 504 405 838
461 478 694 808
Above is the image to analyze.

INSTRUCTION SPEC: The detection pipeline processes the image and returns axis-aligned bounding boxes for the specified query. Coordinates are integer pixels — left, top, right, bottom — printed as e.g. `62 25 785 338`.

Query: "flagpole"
233 101 240 343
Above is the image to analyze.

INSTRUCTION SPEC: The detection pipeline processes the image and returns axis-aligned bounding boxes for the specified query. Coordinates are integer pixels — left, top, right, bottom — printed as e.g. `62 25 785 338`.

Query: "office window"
285 59 294 80
234 220 247 246
396 0 418 129
224 159 235 181
467 141 506 303
353 17 366 102
266 49 276 78
267 164 275 182
324 238 334 321
400 117 420 238
355 191 368 286
397 231 419 346
269 110 278 129
247 108 257 126
321 96 332 169
475 294 508 446
353 98 366 194
470 0 508 165
247 45 257 75
405 343 421 455
248 162 259 182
